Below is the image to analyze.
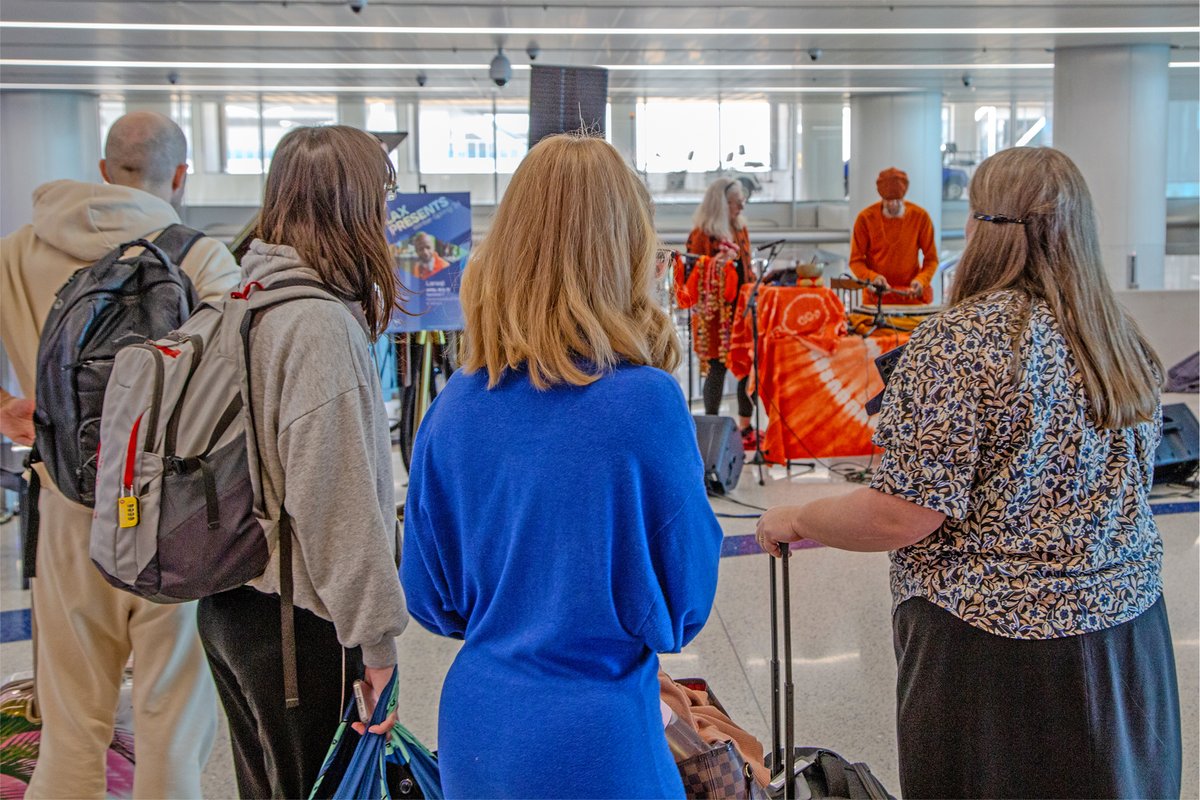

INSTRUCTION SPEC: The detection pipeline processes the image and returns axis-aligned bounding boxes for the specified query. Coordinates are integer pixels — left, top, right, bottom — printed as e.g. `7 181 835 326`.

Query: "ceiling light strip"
0 82 933 94
0 59 501 70
603 63 1053 71
0 59 1059 72
5 60 1194 73
0 21 1196 36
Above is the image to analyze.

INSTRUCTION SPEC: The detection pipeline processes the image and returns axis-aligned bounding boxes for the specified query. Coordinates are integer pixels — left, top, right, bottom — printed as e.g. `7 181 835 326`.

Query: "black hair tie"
974 212 1028 225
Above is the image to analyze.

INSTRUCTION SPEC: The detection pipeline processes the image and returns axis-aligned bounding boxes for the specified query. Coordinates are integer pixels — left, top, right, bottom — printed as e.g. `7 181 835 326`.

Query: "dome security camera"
526 43 540 61
167 71 180 85
348 0 366 13
807 48 823 62
962 73 974 88
489 49 512 87
416 73 428 87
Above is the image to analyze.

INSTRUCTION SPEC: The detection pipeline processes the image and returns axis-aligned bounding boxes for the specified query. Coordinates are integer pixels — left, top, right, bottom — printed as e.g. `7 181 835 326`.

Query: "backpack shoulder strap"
149 224 205 267
235 278 342 710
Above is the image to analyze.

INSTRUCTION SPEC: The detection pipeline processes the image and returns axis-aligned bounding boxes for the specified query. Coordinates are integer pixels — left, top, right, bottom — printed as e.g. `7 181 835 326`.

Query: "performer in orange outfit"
849 168 938 305
686 177 759 449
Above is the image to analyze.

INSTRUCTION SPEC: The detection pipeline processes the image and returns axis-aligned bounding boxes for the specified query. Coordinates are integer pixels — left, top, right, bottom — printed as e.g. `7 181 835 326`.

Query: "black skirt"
893 595 1181 799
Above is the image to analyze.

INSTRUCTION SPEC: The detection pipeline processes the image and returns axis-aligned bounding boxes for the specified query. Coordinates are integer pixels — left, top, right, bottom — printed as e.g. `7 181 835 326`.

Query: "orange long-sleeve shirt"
849 201 938 305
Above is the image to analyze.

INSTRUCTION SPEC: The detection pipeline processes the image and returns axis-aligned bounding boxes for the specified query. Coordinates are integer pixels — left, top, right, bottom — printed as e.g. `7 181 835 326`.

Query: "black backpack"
22 224 203 578
773 748 894 800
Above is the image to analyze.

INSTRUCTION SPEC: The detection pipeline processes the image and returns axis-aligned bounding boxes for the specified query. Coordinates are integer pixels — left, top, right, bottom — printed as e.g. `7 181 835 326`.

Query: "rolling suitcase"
765 548 894 800
0 669 136 798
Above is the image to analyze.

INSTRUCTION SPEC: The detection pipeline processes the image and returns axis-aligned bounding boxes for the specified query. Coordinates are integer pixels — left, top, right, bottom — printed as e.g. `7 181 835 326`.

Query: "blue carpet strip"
1 608 31 645
2 501 1195 645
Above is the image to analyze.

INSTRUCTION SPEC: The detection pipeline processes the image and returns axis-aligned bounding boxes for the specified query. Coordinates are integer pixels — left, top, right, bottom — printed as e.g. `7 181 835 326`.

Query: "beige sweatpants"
25 484 218 799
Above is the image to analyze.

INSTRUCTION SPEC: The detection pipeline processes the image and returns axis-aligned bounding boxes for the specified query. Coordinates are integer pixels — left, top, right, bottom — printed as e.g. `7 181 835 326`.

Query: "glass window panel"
636 100 720 172
223 97 262 175
262 96 336 171
494 112 530 173
1166 100 1199 199
418 101 529 175
169 95 194 172
200 101 222 174
366 99 398 132
719 101 771 171
98 97 125 152
842 105 851 163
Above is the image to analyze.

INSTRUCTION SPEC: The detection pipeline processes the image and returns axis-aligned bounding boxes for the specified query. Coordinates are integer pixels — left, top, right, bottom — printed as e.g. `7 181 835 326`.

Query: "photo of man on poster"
411 232 451 279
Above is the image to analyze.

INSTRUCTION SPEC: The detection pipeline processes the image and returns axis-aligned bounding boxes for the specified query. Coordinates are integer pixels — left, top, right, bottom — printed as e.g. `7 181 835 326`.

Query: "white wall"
1 92 100 236
1114 289 1200 369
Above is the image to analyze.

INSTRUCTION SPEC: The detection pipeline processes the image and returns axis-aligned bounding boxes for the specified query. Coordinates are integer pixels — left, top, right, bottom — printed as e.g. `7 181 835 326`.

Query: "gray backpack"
90 277 339 706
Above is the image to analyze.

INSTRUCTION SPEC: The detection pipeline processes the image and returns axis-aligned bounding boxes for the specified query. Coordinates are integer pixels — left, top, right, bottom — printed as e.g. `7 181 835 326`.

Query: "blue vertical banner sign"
386 192 472 333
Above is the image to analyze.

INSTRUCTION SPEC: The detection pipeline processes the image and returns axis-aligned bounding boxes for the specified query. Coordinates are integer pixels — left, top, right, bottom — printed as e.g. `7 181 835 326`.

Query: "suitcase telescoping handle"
769 547 796 800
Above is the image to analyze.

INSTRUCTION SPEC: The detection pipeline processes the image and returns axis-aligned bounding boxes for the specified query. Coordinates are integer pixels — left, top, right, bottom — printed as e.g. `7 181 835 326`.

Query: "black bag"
23 224 203 579
767 748 893 800
765 550 895 800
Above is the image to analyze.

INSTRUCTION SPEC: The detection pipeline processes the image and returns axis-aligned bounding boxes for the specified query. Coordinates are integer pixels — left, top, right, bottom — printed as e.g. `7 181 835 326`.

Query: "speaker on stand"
1154 403 1199 486
694 415 743 495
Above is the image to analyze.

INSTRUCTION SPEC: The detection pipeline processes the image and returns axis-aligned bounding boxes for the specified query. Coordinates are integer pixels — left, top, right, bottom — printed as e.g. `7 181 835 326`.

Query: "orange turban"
876 168 909 200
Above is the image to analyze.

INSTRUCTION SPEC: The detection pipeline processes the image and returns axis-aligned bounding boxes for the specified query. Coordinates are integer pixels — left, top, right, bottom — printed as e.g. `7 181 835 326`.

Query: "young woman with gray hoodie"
195 125 409 799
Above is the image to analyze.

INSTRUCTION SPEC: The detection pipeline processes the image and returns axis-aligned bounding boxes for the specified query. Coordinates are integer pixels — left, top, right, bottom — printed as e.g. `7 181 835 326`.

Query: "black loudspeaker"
1154 403 1199 485
528 64 609 146
694 415 743 495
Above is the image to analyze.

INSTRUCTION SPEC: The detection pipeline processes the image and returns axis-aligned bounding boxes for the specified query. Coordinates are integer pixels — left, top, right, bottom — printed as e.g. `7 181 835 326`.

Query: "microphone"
743 260 779 319
757 239 786 252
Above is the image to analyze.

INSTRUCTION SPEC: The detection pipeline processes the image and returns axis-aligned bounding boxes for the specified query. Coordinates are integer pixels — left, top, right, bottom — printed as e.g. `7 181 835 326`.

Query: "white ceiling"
1 0 1197 102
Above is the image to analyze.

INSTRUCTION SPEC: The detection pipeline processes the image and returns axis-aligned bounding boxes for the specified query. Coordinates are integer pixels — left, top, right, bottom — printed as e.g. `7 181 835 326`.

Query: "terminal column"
1054 45 1170 289
799 102 845 201
0 92 100 236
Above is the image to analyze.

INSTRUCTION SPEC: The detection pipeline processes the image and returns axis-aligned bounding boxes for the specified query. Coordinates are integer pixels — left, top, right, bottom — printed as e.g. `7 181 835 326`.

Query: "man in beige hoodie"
0 112 239 798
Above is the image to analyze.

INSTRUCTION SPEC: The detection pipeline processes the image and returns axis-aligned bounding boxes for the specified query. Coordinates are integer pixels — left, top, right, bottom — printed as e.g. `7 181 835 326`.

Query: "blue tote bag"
309 671 443 800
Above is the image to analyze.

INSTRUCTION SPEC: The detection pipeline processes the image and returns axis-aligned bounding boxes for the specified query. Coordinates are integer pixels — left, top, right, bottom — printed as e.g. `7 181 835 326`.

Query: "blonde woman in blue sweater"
402 133 723 798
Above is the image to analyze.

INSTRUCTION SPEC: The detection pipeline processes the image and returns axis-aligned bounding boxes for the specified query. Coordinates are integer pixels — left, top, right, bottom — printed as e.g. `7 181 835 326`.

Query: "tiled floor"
1 400 1197 799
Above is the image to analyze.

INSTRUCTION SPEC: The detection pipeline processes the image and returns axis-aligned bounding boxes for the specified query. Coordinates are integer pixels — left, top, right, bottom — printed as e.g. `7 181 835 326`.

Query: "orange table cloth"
729 285 909 462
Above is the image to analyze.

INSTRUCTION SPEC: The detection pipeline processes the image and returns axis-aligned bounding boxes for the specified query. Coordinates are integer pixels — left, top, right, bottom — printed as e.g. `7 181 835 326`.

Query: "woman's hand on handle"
755 489 946 556
756 506 804 558
351 665 398 736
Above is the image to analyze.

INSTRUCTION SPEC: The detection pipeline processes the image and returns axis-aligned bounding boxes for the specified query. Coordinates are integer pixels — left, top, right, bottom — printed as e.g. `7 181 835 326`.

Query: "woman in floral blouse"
757 148 1180 799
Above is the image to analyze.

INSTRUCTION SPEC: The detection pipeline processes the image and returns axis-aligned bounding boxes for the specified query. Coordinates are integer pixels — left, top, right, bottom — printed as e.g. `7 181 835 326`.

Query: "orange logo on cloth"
731 286 846 357
774 290 848 347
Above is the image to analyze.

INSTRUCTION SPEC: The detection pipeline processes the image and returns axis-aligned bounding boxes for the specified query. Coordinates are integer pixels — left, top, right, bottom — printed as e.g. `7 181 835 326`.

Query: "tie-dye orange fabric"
728 285 907 461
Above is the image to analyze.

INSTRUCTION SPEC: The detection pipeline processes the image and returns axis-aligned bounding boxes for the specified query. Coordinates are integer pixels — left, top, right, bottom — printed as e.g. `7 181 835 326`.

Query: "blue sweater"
402 363 723 799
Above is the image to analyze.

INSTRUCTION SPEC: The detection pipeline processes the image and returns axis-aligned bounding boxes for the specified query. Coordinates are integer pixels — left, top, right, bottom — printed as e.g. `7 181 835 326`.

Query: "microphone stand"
677 253 704 408
842 274 916 338
744 242 813 484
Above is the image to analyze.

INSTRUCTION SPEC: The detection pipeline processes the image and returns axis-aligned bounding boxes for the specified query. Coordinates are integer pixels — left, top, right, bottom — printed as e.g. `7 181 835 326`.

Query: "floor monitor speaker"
1154 403 1199 485
694 415 743 495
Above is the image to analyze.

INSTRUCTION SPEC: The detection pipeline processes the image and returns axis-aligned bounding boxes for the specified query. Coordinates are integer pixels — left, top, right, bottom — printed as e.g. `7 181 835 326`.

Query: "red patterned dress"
682 226 752 367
